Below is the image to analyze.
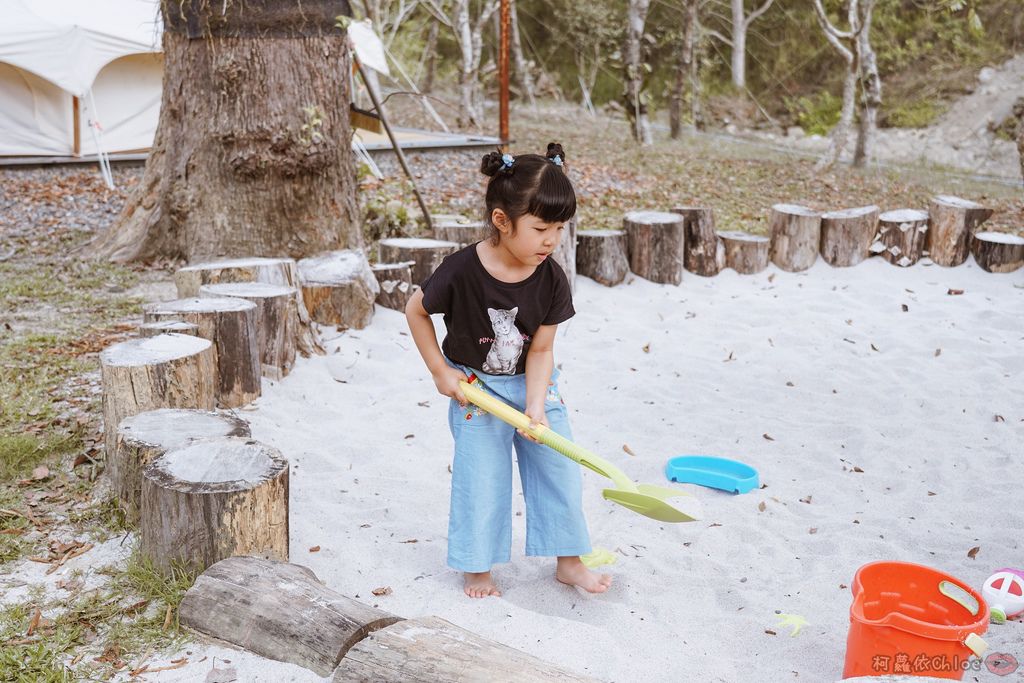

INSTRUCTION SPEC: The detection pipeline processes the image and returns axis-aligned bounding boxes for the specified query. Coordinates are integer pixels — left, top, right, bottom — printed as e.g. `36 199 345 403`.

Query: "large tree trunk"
730 0 774 90
686 0 705 131
90 1 360 263
624 0 653 145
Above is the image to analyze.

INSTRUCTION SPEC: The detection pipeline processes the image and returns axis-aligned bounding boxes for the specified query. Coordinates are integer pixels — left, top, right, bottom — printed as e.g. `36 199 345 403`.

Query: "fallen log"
180 556 401 677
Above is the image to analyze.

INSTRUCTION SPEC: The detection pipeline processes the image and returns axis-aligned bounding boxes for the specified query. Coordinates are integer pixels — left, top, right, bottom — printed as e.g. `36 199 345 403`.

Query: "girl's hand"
519 404 549 443
432 366 469 406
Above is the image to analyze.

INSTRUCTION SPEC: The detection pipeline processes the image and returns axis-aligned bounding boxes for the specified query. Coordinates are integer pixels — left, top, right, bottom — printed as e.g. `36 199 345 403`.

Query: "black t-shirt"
421 243 575 375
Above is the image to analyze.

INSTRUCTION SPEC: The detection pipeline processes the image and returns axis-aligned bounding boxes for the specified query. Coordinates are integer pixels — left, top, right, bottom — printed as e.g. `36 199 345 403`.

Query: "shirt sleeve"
420 258 452 315
542 262 575 325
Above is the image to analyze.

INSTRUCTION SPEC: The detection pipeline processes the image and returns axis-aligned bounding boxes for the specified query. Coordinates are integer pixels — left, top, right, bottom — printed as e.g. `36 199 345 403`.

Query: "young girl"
405 143 612 598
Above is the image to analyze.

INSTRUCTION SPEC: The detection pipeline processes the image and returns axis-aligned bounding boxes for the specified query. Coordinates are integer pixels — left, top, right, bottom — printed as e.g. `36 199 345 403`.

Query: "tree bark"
812 0 858 171
873 209 929 267
624 0 653 145
139 320 198 338
673 206 723 277
143 298 262 408
378 238 460 285
175 257 324 358
926 195 993 267
114 409 250 524
730 0 775 90
298 251 380 329
335 616 600 682
371 262 415 311
971 232 1024 273
422 20 439 94
769 204 822 272
853 0 880 167
432 220 491 247
140 437 289 574
717 231 769 274
100 334 216 457
199 282 298 380
820 205 879 267
181 556 401 677
623 211 686 285
686 0 705 131
90 2 361 263
576 230 630 286
551 215 578 295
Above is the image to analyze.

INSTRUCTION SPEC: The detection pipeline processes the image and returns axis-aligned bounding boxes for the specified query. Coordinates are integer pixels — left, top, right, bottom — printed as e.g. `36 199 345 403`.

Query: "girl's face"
492 210 565 267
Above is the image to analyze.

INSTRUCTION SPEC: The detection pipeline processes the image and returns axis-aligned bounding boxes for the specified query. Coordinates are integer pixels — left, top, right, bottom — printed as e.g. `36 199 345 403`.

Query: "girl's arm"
405 289 468 405
522 323 558 439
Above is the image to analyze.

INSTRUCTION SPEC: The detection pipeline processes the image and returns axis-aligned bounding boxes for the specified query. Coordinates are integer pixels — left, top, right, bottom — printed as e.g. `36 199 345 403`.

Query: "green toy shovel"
460 375 698 523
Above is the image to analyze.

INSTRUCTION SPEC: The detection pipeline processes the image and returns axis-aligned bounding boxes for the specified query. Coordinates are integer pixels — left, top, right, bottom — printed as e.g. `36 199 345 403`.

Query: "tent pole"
355 60 433 234
499 0 510 143
72 96 81 157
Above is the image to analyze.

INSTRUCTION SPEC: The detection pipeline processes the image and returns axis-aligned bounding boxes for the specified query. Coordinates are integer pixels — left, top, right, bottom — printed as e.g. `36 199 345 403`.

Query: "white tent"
0 0 162 159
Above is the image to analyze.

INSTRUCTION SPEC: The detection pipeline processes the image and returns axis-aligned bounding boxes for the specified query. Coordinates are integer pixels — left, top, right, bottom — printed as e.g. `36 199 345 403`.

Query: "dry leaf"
785 381 794 387
26 607 41 636
800 495 813 504
994 415 1005 423
927 491 936 496
399 539 418 543
853 466 864 473
967 546 980 559
371 586 393 596
723 351 735 362
870 343 880 352
934 348 942 357
403 434 414 439
809 528 818 534
622 444 636 456
758 501 766 512
947 288 964 296
642 343 650 353
768 273 776 283
765 629 777 636
309 545 321 553
763 433 774 441
901 304 909 312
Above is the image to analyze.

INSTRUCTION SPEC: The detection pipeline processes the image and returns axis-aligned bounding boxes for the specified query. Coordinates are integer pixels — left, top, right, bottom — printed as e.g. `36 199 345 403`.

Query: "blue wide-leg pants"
445 362 592 572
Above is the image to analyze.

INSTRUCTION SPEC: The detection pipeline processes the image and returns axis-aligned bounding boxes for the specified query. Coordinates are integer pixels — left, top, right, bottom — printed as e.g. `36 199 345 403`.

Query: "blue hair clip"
501 153 514 169
551 155 563 167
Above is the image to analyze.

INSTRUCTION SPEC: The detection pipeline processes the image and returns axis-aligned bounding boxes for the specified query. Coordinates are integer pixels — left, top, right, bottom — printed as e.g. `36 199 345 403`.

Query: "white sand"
130 257 1024 680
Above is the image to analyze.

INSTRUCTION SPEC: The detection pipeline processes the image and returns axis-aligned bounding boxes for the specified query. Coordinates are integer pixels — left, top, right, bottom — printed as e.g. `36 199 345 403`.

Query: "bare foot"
464 571 501 598
556 556 613 594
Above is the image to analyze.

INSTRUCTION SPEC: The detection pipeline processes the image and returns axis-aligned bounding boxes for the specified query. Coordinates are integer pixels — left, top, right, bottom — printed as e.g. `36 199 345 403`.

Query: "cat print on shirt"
482 306 522 374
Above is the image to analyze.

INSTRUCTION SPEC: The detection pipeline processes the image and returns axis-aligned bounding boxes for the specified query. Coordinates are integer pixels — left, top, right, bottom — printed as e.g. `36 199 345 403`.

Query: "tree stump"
181 556 401 677
576 229 629 286
199 282 298 381
972 232 1024 273
432 219 491 246
371 262 415 312
297 250 379 329
175 257 323 358
717 231 769 274
769 204 821 272
820 205 880 267
139 320 198 338
378 237 459 286
100 334 215 457
622 211 686 285
335 615 600 682
551 214 578 294
140 437 289 574
143 298 261 408
673 206 723 277
927 195 994 267
872 209 929 267
113 409 250 524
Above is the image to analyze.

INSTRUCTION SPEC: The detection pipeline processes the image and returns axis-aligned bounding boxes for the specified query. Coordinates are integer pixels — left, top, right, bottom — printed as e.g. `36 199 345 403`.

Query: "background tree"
624 0 653 144
92 0 361 262
726 0 776 90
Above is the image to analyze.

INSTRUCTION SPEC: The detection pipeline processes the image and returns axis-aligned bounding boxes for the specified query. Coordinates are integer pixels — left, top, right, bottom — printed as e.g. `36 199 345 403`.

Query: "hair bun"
546 142 566 162
480 150 506 177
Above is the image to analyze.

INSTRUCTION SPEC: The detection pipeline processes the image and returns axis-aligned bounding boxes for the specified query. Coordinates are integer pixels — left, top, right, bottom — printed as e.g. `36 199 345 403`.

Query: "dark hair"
479 142 576 243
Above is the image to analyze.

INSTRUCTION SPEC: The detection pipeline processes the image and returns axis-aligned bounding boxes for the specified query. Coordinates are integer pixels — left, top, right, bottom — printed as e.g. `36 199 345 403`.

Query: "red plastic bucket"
843 561 989 680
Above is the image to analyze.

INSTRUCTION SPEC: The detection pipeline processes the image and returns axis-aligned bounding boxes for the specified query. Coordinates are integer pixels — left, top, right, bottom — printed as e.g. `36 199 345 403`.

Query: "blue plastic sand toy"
665 456 759 494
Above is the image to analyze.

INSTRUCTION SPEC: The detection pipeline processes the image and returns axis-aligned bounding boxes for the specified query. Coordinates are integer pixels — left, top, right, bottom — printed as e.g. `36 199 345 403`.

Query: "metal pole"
356 60 433 234
499 0 510 144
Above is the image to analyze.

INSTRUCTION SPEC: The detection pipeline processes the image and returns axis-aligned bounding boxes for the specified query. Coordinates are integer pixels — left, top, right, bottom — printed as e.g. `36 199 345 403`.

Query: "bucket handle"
965 633 988 658
938 580 980 616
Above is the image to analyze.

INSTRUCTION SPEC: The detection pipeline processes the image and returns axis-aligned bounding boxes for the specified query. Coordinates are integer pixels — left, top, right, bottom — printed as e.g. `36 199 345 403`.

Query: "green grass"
886 99 947 128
